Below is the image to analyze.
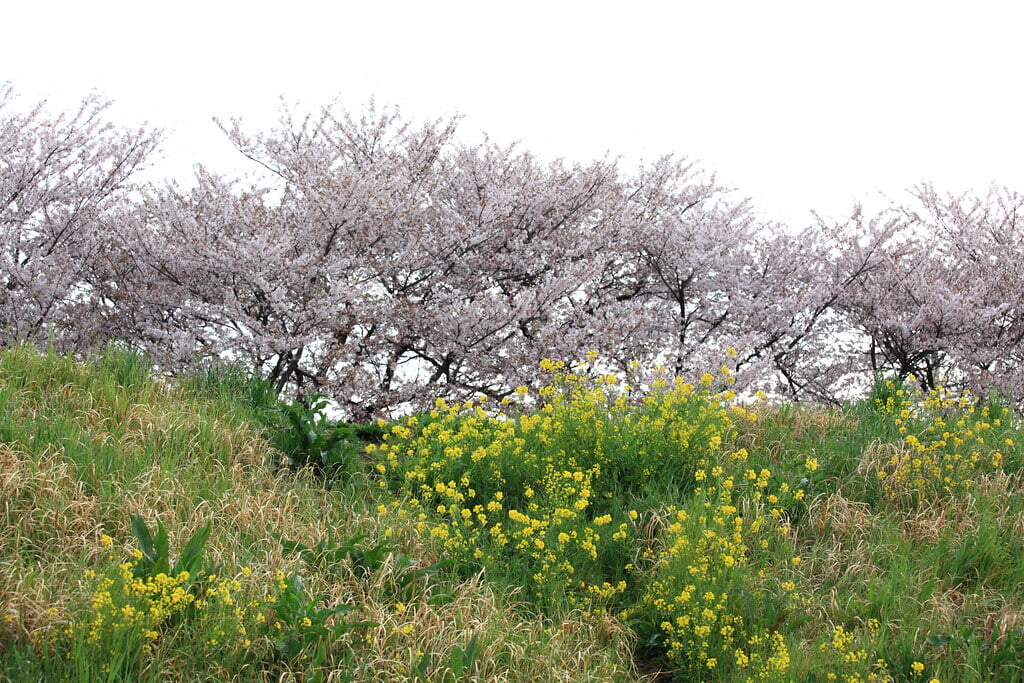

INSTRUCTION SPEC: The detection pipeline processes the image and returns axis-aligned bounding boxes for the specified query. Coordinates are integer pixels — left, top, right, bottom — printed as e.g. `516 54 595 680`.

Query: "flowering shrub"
79 560 194 671
72 537 260 679
631 443 804 679
369 357 815 678
873 377 1018 501
372 360 736 605
816 622 894 683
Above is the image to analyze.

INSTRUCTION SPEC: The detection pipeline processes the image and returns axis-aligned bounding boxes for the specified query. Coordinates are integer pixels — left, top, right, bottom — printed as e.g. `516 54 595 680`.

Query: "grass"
1 347 1022 681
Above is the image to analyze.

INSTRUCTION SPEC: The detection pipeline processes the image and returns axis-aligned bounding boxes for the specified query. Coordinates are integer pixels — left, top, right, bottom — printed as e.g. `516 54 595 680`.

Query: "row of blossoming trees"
3 84 1023 417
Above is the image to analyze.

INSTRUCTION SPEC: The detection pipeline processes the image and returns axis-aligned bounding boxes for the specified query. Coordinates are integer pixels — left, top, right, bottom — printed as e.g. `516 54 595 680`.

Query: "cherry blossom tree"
10 87 1023 413
593 156 761 376
791 184 1024 403
397 140 623 400
102 100 766 416
100 103 454 416
100 102 622 416
0 83 160 349
872 184 1024 397
916 184 1024 400
750 207 912 402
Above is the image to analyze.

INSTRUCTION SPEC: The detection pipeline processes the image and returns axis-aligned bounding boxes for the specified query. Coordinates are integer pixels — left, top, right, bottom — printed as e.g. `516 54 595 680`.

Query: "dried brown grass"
1 348 637 680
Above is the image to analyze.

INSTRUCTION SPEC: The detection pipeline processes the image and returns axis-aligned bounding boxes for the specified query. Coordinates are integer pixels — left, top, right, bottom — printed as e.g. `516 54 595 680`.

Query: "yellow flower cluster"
875 380 1013 500
637 447 796 679
80 560 195 654
373 359 736 609
816 623 893 682
76 549 261 666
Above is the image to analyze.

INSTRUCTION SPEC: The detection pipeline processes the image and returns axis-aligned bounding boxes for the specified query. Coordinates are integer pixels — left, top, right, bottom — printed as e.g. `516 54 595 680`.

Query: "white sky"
4 0 1022 227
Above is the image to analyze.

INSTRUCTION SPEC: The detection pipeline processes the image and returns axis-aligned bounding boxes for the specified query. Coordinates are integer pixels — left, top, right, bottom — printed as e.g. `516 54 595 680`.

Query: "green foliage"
5 346 1024 682
276 530 453 612
181 360 281 415
277 531 392 577
129 513 211 580
94 343 155 392
268 570 374 665
408 634 481 682
445 632 481 682
273 395 363 479
182 362 377 483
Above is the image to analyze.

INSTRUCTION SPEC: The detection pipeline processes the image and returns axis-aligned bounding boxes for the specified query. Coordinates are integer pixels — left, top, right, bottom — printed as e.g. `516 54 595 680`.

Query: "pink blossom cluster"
3 85 1021 416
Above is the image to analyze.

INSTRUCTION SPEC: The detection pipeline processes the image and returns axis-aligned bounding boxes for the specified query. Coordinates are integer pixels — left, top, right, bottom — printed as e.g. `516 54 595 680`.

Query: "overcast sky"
4 1 1021 226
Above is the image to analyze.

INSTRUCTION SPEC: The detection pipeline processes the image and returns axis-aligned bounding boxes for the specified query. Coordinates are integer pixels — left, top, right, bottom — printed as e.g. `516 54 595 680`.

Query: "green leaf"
918 576 936 604
308 638 328 671
153 519 171 576
173 520 211 576
131 513 154 559
448 646 464 677
413 649 432 679
463 632 480 668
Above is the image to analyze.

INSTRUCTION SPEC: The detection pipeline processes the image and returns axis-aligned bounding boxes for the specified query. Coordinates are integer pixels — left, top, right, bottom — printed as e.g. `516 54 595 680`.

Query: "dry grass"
896 499 978 544
737 402 855 457
347 574 635 681
854 439 907 479
1 442 104 636
0 348 635 680
6 349 1024 681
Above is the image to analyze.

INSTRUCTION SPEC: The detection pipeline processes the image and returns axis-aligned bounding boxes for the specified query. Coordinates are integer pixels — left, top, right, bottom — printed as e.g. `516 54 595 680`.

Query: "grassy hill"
1 346 1022 681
